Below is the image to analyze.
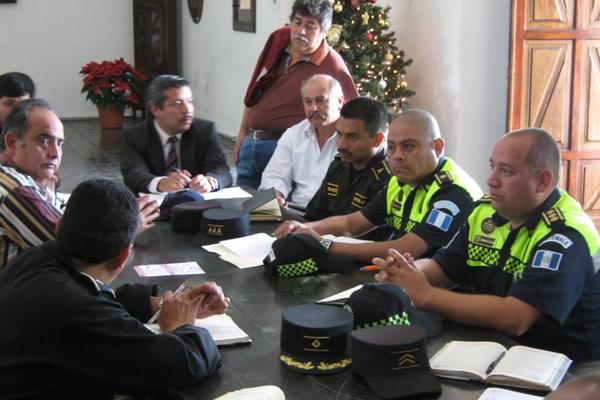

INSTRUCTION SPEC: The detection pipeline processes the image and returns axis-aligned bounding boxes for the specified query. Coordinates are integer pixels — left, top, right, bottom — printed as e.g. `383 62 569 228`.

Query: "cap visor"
363 370 441 399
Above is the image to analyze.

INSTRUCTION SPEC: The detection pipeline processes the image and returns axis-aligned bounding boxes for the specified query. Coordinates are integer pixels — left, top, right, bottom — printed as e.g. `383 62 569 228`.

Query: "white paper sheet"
203 233 276 269
133 262 205 277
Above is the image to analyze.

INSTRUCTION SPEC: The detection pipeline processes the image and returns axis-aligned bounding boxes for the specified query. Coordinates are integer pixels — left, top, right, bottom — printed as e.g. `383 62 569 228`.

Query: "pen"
485 351 506 375
359 265 382 272
147 280 189 324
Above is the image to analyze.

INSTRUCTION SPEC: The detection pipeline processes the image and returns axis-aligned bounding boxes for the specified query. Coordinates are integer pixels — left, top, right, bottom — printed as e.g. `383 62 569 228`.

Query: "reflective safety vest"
384 157 482 234
466 191 600 281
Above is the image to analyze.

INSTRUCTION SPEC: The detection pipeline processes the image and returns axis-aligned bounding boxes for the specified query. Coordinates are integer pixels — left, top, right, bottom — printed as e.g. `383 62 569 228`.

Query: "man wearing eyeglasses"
120 75 232 194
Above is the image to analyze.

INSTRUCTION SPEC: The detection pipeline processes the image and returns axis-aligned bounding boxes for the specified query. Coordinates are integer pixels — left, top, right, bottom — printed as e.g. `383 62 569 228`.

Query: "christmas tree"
329 0 414 113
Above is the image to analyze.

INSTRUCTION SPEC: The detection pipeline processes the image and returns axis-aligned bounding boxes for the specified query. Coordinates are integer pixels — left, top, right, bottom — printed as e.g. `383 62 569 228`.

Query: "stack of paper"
203 233 276 269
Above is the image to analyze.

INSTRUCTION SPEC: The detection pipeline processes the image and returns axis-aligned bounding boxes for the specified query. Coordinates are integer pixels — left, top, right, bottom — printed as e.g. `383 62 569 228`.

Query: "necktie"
164 136 178 173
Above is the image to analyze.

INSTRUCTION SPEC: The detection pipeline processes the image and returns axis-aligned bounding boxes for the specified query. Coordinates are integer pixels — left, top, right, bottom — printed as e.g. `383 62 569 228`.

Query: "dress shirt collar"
79 271 116 298
153 119 182 146
304 121 338 146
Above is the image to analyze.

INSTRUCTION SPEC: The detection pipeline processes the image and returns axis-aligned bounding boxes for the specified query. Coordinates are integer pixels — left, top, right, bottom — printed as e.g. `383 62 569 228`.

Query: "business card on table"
134 262 205 277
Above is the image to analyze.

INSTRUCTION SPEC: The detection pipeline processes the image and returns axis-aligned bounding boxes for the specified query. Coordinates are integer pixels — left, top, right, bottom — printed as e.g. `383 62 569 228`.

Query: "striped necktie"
164 136 178 173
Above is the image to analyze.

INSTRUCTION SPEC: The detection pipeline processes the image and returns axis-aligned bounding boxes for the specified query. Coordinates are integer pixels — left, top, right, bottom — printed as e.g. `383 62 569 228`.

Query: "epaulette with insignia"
477 194 492 204
434 171 454 186
371 160 391 181
541 207 566 227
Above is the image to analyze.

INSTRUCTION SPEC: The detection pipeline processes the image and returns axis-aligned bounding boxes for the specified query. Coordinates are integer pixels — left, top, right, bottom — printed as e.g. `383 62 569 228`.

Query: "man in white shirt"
258 74 343 207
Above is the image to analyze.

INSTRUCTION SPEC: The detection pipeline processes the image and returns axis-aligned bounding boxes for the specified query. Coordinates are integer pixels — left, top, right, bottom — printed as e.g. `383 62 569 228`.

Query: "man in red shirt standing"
234 0 358 189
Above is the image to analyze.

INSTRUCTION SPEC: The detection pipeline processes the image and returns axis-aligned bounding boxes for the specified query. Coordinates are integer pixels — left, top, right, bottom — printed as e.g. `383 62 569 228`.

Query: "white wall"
0 0 510 188
181 0 290 138
0 0 133 118
377 0 511 187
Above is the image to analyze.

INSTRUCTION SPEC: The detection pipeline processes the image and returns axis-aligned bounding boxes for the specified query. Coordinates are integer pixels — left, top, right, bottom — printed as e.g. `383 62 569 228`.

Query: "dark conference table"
119 218 599 400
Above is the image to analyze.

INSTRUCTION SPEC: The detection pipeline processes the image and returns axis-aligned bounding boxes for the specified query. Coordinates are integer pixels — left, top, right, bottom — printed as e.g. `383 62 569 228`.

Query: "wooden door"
509 0 600 229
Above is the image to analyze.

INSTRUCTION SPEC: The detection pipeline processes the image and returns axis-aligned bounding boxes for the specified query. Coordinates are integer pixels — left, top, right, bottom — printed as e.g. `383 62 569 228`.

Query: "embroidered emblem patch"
540 234 573 249
426 209 453 231
433 200 459 216
481 217 496 234
351 192 367 208
531 250 563 271
327 183 339 197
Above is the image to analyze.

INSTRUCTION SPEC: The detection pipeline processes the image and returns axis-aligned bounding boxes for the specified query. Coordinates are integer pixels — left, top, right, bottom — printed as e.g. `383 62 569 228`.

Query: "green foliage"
330 0 414 114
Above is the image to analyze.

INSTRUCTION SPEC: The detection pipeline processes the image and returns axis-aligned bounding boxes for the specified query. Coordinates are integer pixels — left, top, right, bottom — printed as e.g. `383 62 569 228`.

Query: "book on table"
146 313 252 346
429 341 571 392
241 188 282 222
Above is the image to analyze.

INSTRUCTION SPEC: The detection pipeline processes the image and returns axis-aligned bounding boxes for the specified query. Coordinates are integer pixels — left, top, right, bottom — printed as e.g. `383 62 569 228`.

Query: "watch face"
320 239 333 251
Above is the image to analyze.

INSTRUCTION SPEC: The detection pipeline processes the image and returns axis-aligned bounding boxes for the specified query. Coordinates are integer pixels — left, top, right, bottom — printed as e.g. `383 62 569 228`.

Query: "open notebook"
146 313 251 346
429 341 571 392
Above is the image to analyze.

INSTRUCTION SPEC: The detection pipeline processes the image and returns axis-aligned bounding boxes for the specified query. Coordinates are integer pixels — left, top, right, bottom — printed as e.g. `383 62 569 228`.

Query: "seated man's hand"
188 174 214 193
275 190 286 207
136 195 160 235
273 220 305 238
157 170 192 192
374 249 429 307
293 227 323 241
158 287 204 333
189 281 229 319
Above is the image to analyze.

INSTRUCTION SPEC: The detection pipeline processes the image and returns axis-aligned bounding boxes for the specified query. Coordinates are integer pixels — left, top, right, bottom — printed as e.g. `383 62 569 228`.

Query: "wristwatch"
319 238 333 251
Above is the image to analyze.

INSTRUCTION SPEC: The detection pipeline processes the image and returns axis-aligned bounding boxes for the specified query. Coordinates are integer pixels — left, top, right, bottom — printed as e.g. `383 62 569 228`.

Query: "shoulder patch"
434 171 454 186
541 207 565 226
540 234 573 249
426 209 453 231
433 200 460 216
531 250 563 271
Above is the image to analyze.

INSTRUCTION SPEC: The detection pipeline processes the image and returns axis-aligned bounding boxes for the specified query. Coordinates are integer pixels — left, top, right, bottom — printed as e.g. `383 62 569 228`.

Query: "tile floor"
60 118 236 193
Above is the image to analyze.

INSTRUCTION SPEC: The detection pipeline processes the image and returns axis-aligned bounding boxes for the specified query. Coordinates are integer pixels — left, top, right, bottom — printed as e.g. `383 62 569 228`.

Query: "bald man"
274 109 483 263
375 128 600 361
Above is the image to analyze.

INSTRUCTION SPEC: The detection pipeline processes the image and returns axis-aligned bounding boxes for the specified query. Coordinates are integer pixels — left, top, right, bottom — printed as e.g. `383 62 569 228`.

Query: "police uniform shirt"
305 148 390 221
360 158 477 253
433 189 600 361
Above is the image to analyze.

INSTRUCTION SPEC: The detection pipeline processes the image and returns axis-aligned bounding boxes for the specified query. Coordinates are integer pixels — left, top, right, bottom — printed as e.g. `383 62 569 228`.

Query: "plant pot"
97 105 125 129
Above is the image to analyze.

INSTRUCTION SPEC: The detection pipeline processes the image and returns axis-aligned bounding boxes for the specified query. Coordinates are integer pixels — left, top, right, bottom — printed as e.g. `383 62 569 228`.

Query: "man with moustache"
274 109 482 263
234 0 358 189
0 99 159 269
374 128 600 361
304 96 390 223
258 74 343 208
121 75 232 194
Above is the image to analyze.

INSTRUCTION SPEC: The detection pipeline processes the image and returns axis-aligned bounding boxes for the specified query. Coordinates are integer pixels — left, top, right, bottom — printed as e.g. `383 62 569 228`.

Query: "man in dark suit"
121 75 232 194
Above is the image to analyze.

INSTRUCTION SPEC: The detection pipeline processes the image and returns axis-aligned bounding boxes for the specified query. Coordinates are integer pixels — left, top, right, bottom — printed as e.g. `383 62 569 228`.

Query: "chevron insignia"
395 352 420 369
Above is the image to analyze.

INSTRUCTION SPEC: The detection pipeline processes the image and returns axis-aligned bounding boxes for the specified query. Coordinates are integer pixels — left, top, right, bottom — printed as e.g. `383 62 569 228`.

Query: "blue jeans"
236 136 278 189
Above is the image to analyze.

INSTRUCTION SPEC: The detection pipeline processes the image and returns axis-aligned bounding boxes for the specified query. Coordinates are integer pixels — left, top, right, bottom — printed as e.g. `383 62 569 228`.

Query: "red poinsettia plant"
80 58 148 111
